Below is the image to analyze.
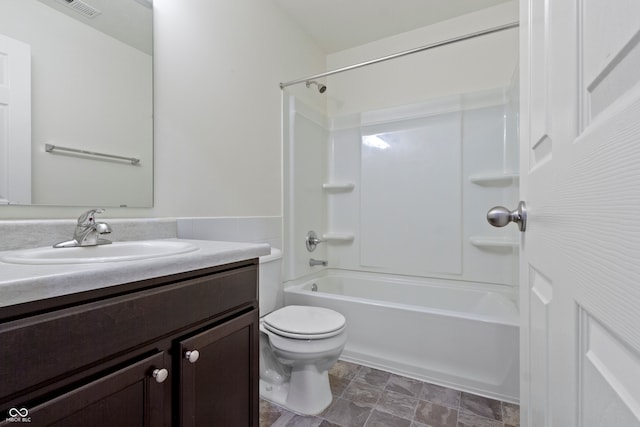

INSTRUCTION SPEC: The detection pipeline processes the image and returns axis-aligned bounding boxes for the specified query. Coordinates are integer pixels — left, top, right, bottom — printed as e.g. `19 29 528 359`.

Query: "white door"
519 0 640 426
0 33 31 205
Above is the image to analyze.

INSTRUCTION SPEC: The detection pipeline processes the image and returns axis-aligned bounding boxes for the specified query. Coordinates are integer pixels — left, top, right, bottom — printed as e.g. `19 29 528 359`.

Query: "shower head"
306 80 327 94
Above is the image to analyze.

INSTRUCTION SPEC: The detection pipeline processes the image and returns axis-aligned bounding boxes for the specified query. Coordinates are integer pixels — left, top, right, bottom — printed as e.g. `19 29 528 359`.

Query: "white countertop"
0 239 270 308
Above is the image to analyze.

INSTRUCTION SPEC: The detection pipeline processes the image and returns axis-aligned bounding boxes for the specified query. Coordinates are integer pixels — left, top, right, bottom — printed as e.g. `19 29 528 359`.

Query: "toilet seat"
263 305 346 339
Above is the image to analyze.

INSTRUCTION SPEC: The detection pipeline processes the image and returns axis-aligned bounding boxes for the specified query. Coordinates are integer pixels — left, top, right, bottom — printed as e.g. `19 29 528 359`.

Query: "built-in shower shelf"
469 173 519 185
322 232 355 242
322 182 355 192
470 236 518 248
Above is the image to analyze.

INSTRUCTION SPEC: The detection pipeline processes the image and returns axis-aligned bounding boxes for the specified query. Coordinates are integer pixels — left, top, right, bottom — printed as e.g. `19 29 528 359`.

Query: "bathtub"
284 270 519 402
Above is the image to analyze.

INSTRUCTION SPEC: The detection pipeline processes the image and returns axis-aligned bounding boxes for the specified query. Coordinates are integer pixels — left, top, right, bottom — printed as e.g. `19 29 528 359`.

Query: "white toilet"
258 248 347 415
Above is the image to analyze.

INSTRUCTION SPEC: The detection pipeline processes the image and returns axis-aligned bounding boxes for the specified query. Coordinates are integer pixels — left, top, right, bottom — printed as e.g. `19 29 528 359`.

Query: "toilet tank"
258 248 283 315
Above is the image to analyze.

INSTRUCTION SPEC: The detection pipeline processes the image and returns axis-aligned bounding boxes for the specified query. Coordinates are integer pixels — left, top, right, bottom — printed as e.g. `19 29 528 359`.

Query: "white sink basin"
0 240 199 265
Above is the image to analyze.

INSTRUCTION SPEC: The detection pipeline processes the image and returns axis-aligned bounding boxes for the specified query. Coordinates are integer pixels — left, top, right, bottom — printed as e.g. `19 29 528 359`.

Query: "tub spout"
309 258 327 267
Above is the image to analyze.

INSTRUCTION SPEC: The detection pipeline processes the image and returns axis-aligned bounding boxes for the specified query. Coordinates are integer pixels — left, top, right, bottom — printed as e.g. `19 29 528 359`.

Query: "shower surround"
282 84 520 401
281 4 520 402
284 86 519 283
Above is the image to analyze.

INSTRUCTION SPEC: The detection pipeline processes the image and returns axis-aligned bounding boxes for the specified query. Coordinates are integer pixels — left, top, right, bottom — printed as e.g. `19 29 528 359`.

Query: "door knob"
487 201 527 232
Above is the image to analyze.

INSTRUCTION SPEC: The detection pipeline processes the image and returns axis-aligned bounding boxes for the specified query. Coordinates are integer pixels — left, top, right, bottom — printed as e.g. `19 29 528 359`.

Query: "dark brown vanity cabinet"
0 261 260 427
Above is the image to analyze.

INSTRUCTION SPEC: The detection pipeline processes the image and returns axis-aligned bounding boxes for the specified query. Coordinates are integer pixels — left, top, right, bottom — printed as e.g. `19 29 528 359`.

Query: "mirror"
0 0 153 207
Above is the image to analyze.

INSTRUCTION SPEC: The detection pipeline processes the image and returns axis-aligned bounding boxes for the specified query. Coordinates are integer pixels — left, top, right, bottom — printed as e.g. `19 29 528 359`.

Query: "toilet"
258 248 347 415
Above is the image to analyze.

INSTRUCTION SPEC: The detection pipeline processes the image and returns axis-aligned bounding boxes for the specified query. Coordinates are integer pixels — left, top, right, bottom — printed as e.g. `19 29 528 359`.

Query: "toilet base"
259 379 290 410
259 366 333 415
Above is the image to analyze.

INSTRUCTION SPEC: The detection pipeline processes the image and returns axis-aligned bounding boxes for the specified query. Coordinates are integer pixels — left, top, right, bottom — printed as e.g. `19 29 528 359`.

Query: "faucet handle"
305 231 324 252
77 208 105 225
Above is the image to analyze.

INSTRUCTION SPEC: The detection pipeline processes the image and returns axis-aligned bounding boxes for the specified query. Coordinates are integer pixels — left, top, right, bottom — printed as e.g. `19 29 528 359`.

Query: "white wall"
326 2 518 117
0 0 325 219
152 0 325 218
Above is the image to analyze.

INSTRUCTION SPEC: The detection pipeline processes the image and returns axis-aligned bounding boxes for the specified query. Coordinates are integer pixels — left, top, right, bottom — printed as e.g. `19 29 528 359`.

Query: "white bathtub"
284 270 519 402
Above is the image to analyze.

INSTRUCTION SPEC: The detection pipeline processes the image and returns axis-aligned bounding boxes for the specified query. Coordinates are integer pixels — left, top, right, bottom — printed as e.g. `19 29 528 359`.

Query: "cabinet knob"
152 368 169 383
185 350 200 363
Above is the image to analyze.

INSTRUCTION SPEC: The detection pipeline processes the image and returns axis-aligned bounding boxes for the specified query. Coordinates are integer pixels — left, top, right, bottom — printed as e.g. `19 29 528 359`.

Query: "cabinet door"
1 352 168 427
177 310 259 427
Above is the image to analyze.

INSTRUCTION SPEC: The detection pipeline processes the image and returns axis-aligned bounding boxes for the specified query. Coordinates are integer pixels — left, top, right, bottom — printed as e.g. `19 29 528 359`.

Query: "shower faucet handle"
305 231 324 252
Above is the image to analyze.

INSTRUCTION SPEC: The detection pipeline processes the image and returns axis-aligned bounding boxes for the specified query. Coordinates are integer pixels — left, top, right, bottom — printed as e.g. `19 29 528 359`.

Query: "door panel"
579 311 640 426
529 266 552 427
528 0 551 160
581 0 640 122
521 0 640 425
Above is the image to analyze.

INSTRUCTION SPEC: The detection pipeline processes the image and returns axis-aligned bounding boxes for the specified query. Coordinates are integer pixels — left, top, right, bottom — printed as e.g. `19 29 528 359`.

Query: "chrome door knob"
185 350 200 363
487 201 527 232
152 368 169 383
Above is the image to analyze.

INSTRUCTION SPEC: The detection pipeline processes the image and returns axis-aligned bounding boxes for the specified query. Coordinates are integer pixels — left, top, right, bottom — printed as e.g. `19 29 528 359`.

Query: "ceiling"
37 0 152 54
271 0 513 53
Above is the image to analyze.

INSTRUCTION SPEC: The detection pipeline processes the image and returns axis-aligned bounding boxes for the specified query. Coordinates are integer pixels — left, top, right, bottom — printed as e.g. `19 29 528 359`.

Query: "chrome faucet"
309 258 327 267
54 209 113 248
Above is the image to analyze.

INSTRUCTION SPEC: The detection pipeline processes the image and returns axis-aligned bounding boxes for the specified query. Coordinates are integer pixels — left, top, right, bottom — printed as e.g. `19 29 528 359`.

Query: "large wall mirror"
0 0 153 207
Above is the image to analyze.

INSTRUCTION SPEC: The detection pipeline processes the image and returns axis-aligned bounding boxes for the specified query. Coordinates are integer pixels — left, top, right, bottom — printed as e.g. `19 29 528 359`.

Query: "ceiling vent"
56 0 102 18
134 0 153 9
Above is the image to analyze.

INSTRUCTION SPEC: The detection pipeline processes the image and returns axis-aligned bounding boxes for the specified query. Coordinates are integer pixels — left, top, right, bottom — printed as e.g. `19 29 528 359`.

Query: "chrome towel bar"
45 144 140 165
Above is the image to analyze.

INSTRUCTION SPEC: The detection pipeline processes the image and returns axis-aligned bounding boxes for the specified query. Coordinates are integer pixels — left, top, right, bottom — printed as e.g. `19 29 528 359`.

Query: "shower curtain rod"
279 21 519 89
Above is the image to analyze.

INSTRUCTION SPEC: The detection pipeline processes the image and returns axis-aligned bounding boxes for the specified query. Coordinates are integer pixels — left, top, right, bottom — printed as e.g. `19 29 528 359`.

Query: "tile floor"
260 360 520 427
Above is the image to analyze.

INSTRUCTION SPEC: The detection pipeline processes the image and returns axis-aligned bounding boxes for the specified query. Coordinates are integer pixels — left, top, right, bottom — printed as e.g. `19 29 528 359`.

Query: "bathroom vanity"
0 239 269 426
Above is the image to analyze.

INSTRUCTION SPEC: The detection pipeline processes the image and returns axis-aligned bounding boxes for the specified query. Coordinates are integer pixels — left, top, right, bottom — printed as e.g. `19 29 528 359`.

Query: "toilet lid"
263 305 346 339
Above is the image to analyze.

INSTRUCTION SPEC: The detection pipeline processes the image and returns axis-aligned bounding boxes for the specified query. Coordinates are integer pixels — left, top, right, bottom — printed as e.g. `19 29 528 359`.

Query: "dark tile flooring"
260 360 520 427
